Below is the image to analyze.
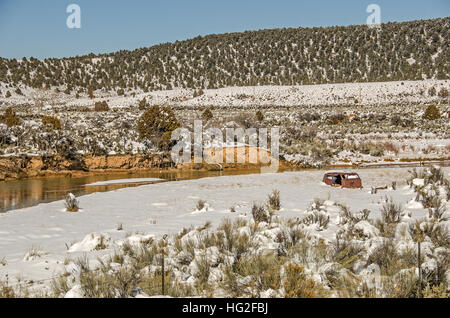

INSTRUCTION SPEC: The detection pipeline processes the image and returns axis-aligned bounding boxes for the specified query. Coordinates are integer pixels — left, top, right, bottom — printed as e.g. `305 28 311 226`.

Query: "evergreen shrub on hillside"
422 105 440 120
42 116 62 130
137 105 180 150
1 107 20 127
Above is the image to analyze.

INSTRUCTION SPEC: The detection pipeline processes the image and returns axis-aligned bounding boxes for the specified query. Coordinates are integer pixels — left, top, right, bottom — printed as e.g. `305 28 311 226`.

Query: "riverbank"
0 153 171 181
1 152 449 182
0 148 298 181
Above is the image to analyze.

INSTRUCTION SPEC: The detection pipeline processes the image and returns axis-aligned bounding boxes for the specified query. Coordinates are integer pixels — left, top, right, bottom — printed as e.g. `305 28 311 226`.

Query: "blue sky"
0 0 449 59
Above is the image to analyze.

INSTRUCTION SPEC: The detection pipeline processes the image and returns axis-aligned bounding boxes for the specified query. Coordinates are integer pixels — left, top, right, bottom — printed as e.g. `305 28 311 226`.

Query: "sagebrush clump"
381 197 402 224
201 107 214 122
0 107 21 127
65 193 79 212
267 189 281 211
283 264 328 298
251 203 269 223
41 116 61 130
422 105 440 120
94 101 110 112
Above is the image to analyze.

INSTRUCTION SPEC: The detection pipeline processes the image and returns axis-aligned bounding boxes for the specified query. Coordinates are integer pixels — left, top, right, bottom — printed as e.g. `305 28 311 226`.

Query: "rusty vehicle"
323 171 362 188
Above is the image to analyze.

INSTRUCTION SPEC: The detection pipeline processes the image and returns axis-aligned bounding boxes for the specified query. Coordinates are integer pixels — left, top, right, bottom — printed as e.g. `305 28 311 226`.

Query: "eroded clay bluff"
0 154 174 180
0 150 288 180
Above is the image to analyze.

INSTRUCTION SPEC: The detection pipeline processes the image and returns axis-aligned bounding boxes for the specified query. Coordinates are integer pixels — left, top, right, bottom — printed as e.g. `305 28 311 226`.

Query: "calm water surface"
1 161 448 213
0 169 264 212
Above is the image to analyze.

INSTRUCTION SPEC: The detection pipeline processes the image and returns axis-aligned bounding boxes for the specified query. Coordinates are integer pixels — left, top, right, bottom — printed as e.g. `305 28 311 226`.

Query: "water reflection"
1 161 448 213
0 169 262 213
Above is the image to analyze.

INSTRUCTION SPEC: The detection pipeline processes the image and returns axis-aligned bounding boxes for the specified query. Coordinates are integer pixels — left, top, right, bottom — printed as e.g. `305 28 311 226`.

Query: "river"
1 161 448 213
0 169 264 212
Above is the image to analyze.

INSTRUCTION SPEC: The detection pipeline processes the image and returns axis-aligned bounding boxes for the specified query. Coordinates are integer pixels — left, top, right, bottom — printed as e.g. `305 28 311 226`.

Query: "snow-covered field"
1 79 448 109
1 79 448 167
0 166 448 296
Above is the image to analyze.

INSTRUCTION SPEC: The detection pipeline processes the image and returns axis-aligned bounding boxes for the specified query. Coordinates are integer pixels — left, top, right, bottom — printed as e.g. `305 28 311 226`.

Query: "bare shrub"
374 218 397 238
218 219 236 252
138 97 147 110
437 87 448 98
217 218 255 258
24 245 46 261
423 249 449 289
196 199 207 211
201 107 214 122
51 276 71 297
338 204 370 226
73 254 90 275
79 270 116 298
429 225 450 249
333 274 376 298
139 270 194 297
267 189 281 211
283 264 328 298
422 283 448 298
410 168 447 210
428 87 436 96
366 240 407 276
42 116 61 130
0 279 15 298
409 167 446 194
251 203 269 223
428 199 447 221
255 110 264 122
65 193 79 212
302 211 330 231
382 271 421 298
275 222 305 252
227 253 282 297
94 101 110 112
94 235 108 251
331 239 364 270
194 255 211 293
381 197 402 224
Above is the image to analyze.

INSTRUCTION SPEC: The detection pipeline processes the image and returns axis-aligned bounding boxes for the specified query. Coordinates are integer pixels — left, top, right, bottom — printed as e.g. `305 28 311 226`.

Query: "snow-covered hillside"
1 17 448 92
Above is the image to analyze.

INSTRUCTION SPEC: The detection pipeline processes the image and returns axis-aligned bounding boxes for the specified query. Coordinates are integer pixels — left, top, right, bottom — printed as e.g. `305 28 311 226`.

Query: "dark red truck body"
323 172 362 189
